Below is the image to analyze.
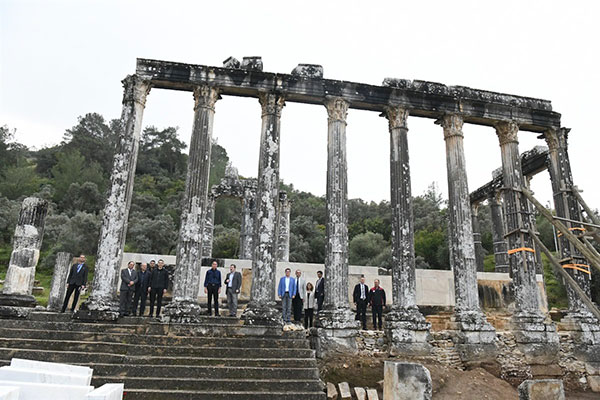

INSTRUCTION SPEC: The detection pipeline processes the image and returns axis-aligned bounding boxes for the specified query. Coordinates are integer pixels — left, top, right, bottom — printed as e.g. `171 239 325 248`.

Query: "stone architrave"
471 203 485 272
201 194 216 259
489 192 509 273
242 92 285 324
277 192 291 262
495 121 558 351
0 197 48 308
383 361 432 400
382 106 431 355
77 75 150 320
47 252 72 312
437 114 495 348
315 96 359 354
168 85 220 321
545 127 600 343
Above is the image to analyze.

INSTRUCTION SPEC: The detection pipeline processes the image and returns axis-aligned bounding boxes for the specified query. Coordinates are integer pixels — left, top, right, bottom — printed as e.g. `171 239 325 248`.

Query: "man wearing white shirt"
223 264 242 317
277 268 296 323
292 269 306 323
353 275 369 330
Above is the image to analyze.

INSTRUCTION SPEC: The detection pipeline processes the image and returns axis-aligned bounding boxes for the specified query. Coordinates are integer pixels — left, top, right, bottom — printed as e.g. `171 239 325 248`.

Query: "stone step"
30 311 242 325
122 389 326 400
93 376 323 392
0 350 317 367
0 328 310 348
0 338 315 358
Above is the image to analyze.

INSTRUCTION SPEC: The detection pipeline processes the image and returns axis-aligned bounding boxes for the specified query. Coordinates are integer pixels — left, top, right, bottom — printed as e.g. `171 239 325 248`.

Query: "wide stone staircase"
0 312 325 399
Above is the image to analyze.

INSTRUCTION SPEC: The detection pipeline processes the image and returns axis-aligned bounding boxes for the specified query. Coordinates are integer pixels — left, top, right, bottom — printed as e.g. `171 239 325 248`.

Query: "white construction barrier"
0 380 93 400
0 386 20 400
10 358 92 385
84 384 124 400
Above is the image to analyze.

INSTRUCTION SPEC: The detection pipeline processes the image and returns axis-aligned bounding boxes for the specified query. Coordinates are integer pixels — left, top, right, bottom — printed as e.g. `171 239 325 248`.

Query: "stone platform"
0 312 325 399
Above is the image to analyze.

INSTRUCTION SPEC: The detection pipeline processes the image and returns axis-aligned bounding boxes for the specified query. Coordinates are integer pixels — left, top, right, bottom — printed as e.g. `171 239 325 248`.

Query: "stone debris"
517 379 565 400
338 382 351 399
366 388 379 400
383 361 432 400
326 382 338 399
354 387 367 400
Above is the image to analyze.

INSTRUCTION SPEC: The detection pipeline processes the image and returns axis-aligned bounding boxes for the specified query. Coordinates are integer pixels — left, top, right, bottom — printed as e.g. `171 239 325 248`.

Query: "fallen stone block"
0 386 19 400
354 387 367 400
587 375 600 393
383 361 432 400
0 380 93 400
327 382 338 399
84 383 124 400
367 388 379 400
518 379 565 400
0 366 89 386
10 358 92 384
338 382 351 399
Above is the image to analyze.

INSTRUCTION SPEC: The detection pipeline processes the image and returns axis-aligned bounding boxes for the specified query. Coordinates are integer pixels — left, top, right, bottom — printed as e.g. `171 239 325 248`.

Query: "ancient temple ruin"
77 56 600 363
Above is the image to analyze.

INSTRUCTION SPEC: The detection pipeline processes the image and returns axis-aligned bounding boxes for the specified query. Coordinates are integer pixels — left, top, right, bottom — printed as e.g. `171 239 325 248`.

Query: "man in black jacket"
353 275 369 330
369 279 386 330
149 259 169 318
315 270 324 312
119 261 138 317
61 254 89 313
132 262 151 316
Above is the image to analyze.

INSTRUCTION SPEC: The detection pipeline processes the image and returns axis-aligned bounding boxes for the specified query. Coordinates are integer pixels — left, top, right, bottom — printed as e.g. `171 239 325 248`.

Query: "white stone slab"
10 358 92 384
0 386 20 400
0 366 89 386
84 383 124 400
0 380 93 400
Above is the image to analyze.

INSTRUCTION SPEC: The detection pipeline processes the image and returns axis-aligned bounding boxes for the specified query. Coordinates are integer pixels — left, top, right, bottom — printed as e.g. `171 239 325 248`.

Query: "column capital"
193 85 221 111
121 74 151 107
435 114 464 139
544 127 571 152
324 96 349 123
384 106 409 130
494 120 519 146
258 92 285 117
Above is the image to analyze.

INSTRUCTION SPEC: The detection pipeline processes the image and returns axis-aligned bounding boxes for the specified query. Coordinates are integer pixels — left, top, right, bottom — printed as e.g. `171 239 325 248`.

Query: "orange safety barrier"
557 227 586 237
507 247 536 255
562 263 591 275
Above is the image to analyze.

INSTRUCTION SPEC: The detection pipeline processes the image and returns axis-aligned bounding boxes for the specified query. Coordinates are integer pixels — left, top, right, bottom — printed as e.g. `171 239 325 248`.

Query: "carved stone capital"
384 106 409 130
193 85 220 111
258 92 285 117
544 128 560 152
436 114 463 139
121 74 151 107
495 120 519 146
324 96 349 123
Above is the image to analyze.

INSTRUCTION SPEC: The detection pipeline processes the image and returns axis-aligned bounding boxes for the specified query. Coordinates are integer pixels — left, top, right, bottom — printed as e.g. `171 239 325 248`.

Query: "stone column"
77 75 150 320
315 96 358 355
0 197 49 308
471 203 485 272
201 194 216 259
495 121 557 350
545 127 599 344
524 175 544 275
489 193 509 273
382 106 431 355
168 85 220 321
242 92 285 324
437 114 495 348
239 183 257 260
47 252 72 312
277 192 291 262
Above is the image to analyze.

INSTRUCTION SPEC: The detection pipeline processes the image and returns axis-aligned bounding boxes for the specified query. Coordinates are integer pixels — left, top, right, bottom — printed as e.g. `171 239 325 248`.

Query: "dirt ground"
318 355 598 399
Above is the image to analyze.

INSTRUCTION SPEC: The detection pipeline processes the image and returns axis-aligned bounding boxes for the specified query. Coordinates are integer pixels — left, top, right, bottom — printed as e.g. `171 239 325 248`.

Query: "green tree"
137 126 187 177
51 150 105 204
414 229 449 269
0 165 44 200
212 225 240 258
349 232 388 266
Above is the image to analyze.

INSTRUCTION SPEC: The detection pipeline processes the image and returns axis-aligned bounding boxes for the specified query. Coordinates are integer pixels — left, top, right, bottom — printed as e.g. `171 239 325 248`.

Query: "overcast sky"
1 0 599 211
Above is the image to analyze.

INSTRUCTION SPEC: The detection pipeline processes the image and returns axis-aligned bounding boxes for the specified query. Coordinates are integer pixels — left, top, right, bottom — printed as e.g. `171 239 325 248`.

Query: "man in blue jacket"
204 260 222 316
277 268 296 324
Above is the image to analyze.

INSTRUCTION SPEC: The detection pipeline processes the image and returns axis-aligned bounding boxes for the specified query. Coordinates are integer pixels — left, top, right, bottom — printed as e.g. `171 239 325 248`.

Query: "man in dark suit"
315 270 324 312
61 254 88 313
149 259 169 318
132 262 151 316
369 279 386 330
204 260 222 316
223 264 242 317
353 275 369 330
119 261 138 317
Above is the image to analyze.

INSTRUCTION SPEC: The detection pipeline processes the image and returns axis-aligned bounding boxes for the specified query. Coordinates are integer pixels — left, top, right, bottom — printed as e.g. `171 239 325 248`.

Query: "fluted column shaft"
240 187 257 260
172 85 220 305
471 203 485 272
277 192 291 262
201 194 216 259
489 193 510 273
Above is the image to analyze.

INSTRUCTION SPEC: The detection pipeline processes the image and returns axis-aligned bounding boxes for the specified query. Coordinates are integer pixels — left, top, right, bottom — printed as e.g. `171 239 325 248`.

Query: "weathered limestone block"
291 64 324 79
518 379 565 400
47 252 72 311
383 361 432 400
354 387 367 400
84 383 124 400
587 375 600 392
338 382 351 399
222 56 240 69
243 92 285 325
327 382 338 399
367 388 380 400
241 56 263 71
2 197 48 299
78 75 150 320
0 387 19 400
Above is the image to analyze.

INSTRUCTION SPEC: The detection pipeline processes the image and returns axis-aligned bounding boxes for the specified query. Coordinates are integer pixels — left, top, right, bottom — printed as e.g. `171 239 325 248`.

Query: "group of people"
118 259 170 317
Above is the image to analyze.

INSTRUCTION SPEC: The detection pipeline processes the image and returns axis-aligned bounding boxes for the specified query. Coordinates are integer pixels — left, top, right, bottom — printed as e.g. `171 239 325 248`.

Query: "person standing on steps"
132 262 151 316
61 254 88 313
369 279 386 331
353 275 369 330
292 269 306 324
304 282 315 329
148 259 169 318
204 260 222 316
119 261 138 317
277 268 296 324
314 270 325 313
223 263 242 317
